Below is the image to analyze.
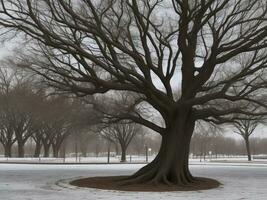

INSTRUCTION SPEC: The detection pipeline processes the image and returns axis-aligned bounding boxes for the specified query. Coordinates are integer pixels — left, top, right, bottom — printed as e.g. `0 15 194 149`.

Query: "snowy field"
1 162 267 200
1 155 266 164
0 155 155 163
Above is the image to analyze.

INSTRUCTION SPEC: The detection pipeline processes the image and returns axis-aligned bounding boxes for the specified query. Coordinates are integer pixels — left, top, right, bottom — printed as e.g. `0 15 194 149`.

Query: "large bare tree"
1 0 267 186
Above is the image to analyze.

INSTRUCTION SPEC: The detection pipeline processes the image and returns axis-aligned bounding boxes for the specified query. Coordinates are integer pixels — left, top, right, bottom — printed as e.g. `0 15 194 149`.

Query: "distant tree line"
191 134 267 160
0 64 148 160
0 66 90 158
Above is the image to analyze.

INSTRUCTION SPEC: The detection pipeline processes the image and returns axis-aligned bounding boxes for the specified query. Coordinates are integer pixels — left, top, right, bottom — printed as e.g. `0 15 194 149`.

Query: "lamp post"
145 146 152 163
148 148 152 161
107 140 111 164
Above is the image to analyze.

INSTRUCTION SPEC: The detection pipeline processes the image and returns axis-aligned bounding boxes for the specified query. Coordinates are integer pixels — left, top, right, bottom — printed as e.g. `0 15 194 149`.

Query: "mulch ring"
70 176 221 192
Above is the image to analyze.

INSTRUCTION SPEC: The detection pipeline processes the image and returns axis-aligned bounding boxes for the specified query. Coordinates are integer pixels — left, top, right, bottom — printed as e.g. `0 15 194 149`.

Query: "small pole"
63 140 66 163
75 141 78 163
145 145 148 163
107 141 111 164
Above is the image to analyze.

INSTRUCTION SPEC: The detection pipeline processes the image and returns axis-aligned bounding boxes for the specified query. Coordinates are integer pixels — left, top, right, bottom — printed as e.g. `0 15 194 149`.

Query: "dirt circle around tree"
70 176 221 192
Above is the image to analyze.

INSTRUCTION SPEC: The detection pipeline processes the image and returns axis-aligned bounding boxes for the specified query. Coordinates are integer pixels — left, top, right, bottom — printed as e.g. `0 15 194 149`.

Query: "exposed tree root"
70 175 220 192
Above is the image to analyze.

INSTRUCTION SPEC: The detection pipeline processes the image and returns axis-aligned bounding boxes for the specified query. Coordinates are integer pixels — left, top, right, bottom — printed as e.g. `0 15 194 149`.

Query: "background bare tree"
9 85 42 157
0 66 42 157
191 122 221 160
0 96 16 157
101 121 142 162
233 118 264 161
0 67 17 157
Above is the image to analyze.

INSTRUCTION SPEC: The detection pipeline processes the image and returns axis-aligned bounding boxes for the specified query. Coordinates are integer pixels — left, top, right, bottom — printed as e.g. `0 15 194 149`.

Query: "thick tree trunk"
244 137 252 161
60 141 66 158
34 141 42 158
43 144 50 157
120 145 127 162
53 147 58 158
17 142 25 158
52 145 60 158
126 111 195 185
4 144 12 157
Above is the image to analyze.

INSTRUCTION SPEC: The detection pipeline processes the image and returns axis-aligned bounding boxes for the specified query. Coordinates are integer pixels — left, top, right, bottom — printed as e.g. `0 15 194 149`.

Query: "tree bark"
52 145 60 158
52 144 61 158
4 143 12 157
244 137 252 161
17 142 25 158
34 140 42 158
43 144 50 157
60 141 66 158
120 145 127 162
125 111 196 185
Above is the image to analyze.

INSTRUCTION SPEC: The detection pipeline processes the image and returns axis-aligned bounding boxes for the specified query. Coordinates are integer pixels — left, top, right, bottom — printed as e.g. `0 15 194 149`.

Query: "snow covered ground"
1 155 266 164
0 155 155 163
0 162 267 200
